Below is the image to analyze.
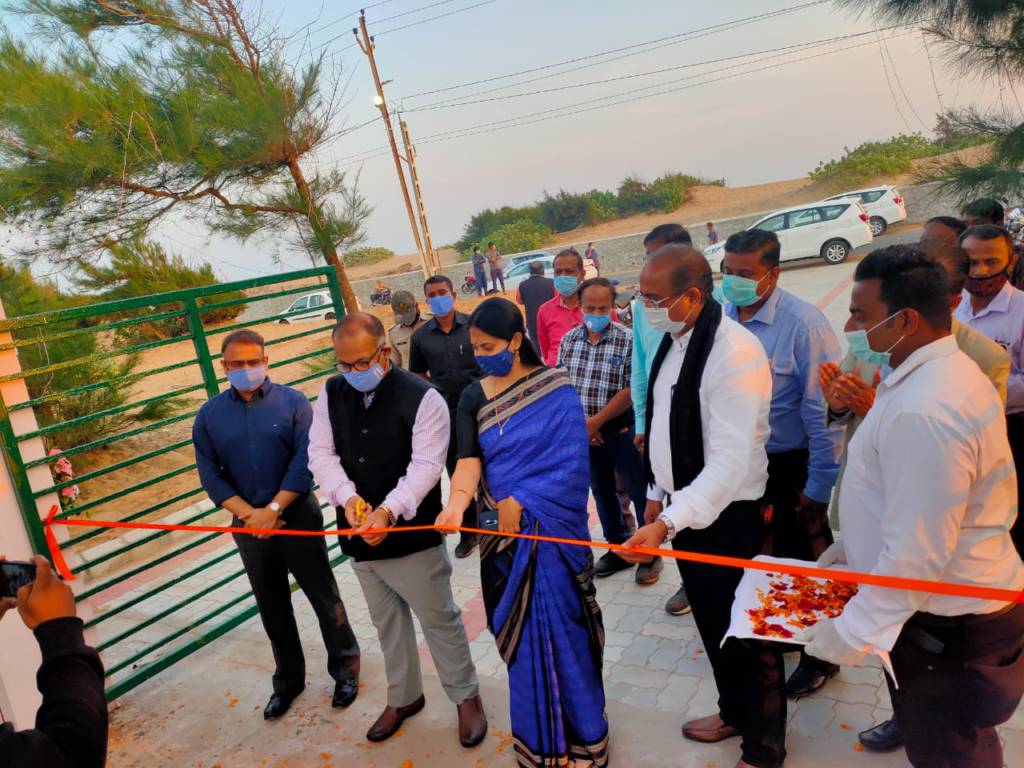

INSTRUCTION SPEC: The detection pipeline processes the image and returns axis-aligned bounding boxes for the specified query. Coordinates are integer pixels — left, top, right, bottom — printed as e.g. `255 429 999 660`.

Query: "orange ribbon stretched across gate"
43 508 1024 605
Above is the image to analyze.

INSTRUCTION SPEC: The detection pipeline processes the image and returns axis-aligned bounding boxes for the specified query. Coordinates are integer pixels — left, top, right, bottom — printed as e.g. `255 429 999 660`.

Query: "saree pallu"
477 368 609 767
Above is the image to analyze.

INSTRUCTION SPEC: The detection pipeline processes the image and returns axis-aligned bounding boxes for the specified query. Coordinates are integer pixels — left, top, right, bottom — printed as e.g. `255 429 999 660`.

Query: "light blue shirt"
725 288 843 502
953 281 1024 415
631 299 667 435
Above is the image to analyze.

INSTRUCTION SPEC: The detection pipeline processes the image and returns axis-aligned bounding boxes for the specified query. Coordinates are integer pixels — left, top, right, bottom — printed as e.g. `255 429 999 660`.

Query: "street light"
373 93 384 107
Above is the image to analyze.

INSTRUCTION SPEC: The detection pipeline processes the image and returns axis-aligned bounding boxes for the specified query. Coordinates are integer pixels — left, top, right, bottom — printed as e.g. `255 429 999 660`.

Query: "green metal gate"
0 266 347 700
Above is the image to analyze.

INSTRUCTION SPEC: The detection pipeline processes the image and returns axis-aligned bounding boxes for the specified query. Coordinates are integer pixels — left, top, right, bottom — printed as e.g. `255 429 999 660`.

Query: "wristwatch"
268 502 281 514
379 504 397 527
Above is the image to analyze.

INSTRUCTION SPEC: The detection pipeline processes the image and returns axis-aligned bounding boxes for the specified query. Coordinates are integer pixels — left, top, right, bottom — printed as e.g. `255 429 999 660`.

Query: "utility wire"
876 31 913 132
405 23 917 112
921 31 946 112
397 0 828 100
879 30 930 130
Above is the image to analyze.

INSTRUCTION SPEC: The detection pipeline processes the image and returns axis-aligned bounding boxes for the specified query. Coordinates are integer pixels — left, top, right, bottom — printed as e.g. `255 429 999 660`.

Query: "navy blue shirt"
192 378 314 509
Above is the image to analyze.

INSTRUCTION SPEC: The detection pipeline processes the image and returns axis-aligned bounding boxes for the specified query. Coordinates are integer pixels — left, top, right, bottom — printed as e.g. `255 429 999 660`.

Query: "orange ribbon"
44 516 1024 605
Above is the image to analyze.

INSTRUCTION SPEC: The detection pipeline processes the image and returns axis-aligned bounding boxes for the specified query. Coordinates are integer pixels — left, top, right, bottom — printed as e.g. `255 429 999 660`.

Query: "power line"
375 0 460 25
921 31 946 112
879 30 930 130
397 0 827 100
405 24 916 113
335 29 919 166
286 0 394 46
876 32 913 132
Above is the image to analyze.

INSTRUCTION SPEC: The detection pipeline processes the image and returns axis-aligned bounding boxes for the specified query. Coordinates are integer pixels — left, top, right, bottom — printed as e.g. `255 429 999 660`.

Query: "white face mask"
643 294 695 335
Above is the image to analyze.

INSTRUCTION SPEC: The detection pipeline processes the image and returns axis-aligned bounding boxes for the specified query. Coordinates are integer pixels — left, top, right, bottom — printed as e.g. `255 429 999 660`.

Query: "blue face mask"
721 273 769 307
476 346 515 377
844 311 905 368
427 294 454 317
343 364 386 393
553 276 579 297
227 365 266 392
584 313 611 333
712 283 725 304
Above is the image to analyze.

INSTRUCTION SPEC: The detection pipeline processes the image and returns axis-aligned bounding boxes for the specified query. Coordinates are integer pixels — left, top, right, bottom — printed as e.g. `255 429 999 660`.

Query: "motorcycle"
461 273 479 295
614 283 635 328
370 287 392 306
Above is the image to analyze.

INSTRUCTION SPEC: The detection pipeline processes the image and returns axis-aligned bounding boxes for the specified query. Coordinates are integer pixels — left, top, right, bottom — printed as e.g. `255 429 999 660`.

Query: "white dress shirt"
836 335 1024 652
307 380 450 520
647 315 772 532
954 281 1024 414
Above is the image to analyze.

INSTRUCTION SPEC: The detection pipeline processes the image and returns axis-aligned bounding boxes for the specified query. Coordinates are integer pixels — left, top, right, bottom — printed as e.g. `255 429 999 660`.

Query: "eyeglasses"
224 358 264 371
637 293 683 309
336 345 383 373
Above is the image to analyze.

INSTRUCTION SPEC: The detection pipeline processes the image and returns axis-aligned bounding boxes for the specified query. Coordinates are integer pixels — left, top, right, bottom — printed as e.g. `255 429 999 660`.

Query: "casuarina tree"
843 0 1024 203
0 0 370 310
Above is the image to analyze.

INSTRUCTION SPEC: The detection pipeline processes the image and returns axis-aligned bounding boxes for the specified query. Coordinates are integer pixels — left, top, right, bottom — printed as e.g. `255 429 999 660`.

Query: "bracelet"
378 504 397 527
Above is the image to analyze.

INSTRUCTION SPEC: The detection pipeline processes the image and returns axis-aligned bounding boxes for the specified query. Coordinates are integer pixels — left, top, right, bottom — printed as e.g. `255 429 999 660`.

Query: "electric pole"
400 117 440 273
354 13 433 278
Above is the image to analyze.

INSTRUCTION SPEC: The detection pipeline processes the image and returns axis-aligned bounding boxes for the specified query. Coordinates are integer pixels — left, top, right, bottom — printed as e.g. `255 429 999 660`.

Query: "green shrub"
809 133 944 188
343 246 395 267
584 189 618 220
457 205 539 252
476 218 551 258
616 175 655 215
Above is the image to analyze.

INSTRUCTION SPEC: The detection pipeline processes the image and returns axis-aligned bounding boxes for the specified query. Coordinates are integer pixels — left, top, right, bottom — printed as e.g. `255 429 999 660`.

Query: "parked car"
278 291 337 323
824 185 907 236
703 200 873 272
504 252 597 293
509 250 555 267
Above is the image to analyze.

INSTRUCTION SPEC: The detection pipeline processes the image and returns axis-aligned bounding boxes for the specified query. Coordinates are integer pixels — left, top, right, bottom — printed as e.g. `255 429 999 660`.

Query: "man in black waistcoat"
308 313 487 747
619 246 787 768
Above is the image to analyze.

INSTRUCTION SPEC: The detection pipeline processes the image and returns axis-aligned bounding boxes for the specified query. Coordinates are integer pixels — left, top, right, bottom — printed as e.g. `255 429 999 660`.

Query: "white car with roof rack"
703 199 873 273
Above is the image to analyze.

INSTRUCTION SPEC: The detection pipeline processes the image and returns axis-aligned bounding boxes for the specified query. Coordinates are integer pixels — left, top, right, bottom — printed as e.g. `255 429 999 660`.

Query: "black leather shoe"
858 717 903 752
455 533 478 559
785 658 839 698
332 678 359 709
594 551 634 578
263 688 303 720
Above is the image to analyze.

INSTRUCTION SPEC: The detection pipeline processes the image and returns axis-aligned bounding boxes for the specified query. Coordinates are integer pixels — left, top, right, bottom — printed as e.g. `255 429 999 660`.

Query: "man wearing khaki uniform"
389 290 431 368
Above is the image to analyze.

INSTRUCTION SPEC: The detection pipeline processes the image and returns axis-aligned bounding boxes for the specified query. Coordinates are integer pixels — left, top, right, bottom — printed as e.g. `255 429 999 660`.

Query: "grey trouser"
352 544 479 708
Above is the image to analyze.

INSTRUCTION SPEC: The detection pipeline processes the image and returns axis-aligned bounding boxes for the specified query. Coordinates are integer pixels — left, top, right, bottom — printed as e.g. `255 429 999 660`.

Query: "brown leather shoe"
457 694 488 747
366 694 426 742
681 713 740 743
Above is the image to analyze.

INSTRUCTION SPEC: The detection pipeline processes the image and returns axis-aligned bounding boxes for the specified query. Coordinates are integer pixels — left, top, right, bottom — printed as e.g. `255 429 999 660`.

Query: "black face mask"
965 268 1009 299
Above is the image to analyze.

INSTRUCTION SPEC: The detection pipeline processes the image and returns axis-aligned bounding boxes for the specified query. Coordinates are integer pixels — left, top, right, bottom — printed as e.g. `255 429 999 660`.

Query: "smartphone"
0 561 36 599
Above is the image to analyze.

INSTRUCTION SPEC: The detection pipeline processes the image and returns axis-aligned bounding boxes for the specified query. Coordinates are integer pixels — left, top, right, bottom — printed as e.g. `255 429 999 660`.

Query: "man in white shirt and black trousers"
804 246 1024 768
621 244 786 768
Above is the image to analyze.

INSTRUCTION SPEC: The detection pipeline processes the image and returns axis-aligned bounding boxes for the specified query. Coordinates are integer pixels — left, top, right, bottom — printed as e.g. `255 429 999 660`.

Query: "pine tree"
0 0 370 310
846 0 1024 202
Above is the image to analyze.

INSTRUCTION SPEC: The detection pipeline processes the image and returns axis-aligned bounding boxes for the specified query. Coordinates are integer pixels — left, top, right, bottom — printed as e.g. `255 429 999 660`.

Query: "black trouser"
673 500 787 768
446 413 479 535
764 449 835 673
233 493 360 695
886 605 1024 767
589 425 647 545
1005 414 1024 557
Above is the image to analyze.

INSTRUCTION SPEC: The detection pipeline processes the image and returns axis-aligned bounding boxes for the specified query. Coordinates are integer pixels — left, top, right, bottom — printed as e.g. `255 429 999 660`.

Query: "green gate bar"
0 266 347 700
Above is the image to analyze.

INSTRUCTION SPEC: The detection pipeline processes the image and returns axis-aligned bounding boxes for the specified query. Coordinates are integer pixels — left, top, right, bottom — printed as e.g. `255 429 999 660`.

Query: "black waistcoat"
326 368 443 561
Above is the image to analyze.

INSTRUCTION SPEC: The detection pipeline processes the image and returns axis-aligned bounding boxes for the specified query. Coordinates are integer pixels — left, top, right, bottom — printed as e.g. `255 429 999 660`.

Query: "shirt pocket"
768 349 799 401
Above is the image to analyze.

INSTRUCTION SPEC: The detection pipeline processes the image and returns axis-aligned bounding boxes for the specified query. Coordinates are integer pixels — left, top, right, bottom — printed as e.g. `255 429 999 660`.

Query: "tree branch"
100 178 303 214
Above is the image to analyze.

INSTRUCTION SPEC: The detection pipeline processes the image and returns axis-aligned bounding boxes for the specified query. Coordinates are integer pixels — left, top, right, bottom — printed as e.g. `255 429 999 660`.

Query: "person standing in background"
471 246 488 296
193 329 360 720
706 222 719 246
487 241 506 293
631 223 693 615
954 224 1024 556
720 228 843 699
388 290 430 369
515 260 555 348
410 276 484 558
585 241 601 274
536 249 586 367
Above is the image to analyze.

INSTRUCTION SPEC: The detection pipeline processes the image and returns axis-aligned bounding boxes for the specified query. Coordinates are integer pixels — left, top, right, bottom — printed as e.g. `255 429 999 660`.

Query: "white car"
703 200 873 272
504 252 597 293
825 185 907 236
277 291 337 323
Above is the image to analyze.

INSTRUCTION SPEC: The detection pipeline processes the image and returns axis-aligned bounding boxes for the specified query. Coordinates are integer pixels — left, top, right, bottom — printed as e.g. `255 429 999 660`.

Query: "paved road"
606 226 922 292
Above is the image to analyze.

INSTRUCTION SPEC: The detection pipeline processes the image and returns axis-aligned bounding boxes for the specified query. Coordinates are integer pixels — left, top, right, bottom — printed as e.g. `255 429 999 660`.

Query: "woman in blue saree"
435 297 609 767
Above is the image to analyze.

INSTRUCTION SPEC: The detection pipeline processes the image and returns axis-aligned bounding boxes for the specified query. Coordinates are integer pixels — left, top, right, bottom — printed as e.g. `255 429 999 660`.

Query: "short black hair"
487 241 495 248
469 297 544 367
724 228 781 268
473 246 481 252
332 312 385 342
578 277 616 303
643 223 692 248
962 198 1005 224
925 215 967 237
529 260 545 275
554 248 584 271
853 245 951 331
423 274 454 294
221 329 265 354
960 223 1015 252
920 240 970 295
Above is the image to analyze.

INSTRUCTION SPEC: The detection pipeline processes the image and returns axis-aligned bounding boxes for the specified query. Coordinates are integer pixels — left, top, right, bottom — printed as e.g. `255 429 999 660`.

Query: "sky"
6 0 1014 281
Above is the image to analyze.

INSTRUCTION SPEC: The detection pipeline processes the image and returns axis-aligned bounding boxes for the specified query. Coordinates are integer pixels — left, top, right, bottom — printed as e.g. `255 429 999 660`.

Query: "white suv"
825 185 907 236
704 201 873 272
